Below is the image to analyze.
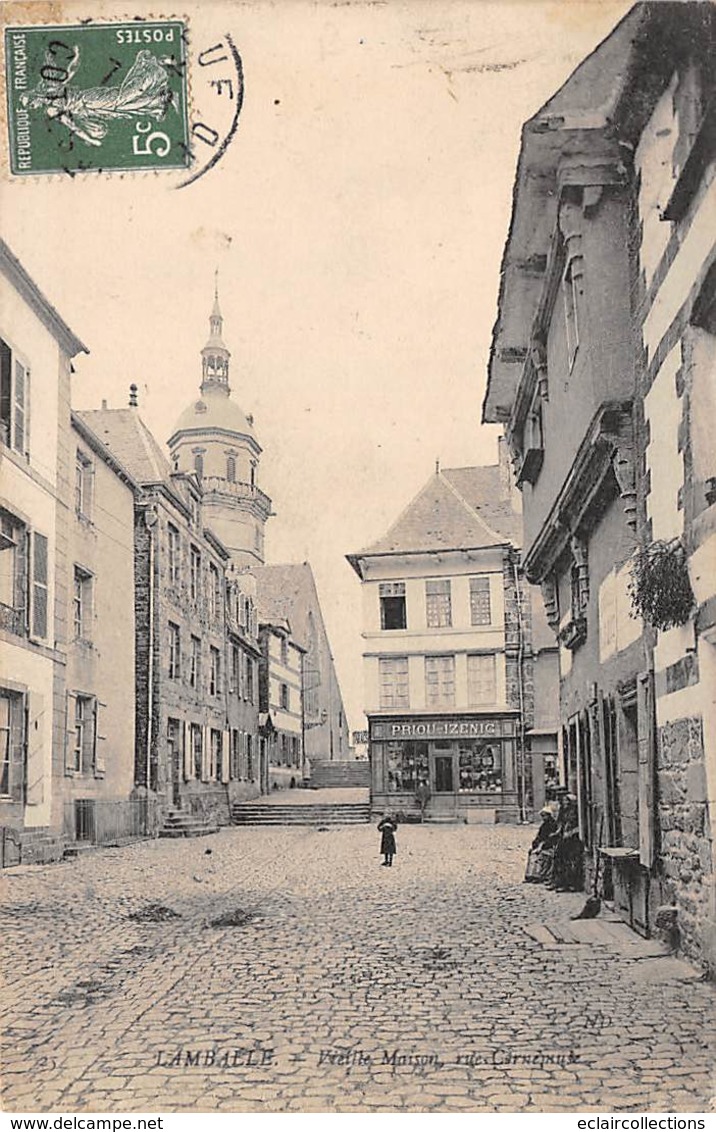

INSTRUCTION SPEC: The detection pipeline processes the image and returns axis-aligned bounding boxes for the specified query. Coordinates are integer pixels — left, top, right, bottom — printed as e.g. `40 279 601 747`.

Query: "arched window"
194 454 203 479
227 455 236 483
250 463 256 488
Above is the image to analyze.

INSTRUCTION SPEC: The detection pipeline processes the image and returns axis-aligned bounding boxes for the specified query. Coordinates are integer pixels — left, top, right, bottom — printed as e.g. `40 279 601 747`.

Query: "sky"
2 0 633 733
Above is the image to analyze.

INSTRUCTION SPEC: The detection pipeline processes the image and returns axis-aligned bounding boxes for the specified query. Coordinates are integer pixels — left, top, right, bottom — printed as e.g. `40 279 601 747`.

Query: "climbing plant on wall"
629 537 695 631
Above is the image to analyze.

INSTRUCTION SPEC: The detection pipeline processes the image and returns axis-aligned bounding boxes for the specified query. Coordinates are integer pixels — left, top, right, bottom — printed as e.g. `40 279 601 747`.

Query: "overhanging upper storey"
482 2 688 431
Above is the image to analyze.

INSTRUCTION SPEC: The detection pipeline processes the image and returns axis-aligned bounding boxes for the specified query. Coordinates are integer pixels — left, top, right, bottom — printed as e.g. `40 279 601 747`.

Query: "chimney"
129 384 138 408
101 398 108 410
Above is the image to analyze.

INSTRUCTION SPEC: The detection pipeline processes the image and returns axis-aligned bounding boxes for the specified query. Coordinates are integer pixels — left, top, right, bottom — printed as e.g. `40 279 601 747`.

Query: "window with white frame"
425 655 455 708
73 565 93 640
190 722 203 779
168 622 181 679
0 338 29 457
378 656 409 709
247 733 254 779
68 694 96 775
379 582 407 630
189 635 201 689
167 523 180 586
75 451 93 519
208 562 221 620
425 579 452 628
469 576 492 626
230 729 240 779
246 656 254 703
0 689 25 799
190 546 201 602
209 645 221 696
211 728 222 781
467 653 497 706
0 511 27 637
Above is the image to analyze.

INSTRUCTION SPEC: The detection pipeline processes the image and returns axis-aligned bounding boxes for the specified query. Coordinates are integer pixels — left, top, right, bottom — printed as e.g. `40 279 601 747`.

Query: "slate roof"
442 466 522 545
249 562 316 647
76 408 173 486
348 465 521 570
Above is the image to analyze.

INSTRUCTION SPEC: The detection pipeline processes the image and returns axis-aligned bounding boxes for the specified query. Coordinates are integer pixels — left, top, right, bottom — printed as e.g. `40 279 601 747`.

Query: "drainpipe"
512 554 527 824
144 507 158 795
300 651 306 782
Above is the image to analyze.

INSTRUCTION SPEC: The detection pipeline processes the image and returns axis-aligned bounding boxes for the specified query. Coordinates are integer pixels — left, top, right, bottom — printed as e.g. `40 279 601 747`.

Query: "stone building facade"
347 457 558 822
483 2 715 970
63 415 137 845
631 6 716 971
0 241 87 864
79 404 260 827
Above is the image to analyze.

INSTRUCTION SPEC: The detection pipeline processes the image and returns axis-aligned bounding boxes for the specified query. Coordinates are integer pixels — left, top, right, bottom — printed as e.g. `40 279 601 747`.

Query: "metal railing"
64 798 159 846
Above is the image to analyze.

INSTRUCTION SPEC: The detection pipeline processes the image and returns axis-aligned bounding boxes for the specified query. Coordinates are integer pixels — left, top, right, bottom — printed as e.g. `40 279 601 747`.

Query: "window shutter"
24 368 31 458
0 340 11 443
31 531 48 640
64 691 76 775
25 691 45 806
17 526 29 633
637 670 657 868
221 731 230 784
94 699 106 776
13 360 25 454
201 725 210 782
9 694 26 803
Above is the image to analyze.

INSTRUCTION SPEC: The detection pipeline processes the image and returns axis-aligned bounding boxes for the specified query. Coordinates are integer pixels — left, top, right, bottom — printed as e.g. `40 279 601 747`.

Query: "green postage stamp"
4 20 191 175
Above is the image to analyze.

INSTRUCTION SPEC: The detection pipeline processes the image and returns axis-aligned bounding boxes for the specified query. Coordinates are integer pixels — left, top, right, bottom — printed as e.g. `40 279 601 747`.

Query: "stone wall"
658 714 712 965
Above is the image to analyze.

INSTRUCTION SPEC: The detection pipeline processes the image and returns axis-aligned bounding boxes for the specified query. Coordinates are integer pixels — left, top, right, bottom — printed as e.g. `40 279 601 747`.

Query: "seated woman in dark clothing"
524 806 559 883
548 796 584 892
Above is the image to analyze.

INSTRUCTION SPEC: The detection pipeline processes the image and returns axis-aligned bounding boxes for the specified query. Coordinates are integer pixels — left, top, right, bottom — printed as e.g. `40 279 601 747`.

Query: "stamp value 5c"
4 21 191 175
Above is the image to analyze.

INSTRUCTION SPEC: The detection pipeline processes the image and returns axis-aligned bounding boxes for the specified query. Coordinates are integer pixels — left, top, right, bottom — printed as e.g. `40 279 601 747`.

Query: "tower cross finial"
214 267 219 302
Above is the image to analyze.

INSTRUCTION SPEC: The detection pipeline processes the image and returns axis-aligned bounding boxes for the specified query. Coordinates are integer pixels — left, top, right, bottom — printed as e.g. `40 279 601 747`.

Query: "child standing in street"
378 814 397 867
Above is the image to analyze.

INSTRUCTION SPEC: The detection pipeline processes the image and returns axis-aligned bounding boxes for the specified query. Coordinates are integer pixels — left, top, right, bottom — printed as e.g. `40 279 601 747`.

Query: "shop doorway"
433 755 454 793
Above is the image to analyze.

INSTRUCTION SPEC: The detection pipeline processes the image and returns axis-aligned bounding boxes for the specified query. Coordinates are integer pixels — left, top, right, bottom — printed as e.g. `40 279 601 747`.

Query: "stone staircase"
232 801 371 826
159 808 220 839
308 760 371 789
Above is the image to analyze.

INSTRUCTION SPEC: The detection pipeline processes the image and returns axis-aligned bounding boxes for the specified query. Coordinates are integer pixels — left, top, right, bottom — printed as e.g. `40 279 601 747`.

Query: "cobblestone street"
1 823 714 1113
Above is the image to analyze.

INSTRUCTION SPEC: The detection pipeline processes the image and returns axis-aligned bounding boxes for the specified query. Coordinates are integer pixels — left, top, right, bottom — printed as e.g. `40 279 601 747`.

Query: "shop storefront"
368 713 520 821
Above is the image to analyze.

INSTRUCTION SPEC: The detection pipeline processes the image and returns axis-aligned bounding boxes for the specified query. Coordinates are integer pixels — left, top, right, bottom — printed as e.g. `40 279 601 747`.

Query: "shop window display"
458 741 502 792
387 741 429 793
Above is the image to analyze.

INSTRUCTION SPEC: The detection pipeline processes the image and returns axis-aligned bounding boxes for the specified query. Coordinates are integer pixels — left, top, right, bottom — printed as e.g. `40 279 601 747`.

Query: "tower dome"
168 278 272 566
